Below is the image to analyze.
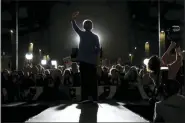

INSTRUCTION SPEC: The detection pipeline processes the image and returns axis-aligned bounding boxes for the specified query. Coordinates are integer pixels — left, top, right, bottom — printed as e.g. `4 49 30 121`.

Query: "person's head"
45 69 50 76
112 65 116 69
124 65 130 74
110 68 118 78
83 19 93 31
129 66 138 81
18 71 24 77
115 64 123 73
71 62 78 73
102 66 109 74
36 64 41 69
63 69 71 78
12 71 18 83
2 69 9 78
117 58 122 65
148 55 161 75
58 65 64 71
124 66 138 82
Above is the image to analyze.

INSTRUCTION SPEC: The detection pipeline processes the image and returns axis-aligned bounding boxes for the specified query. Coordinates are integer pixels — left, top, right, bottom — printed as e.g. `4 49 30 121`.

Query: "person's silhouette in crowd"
102 66 109 85
9 71 20 101
44 69 50 78
147 55 161 87
71 62 80 86
109 68 120 85
36 73 44 86
153 79 185 123
62 69 72 86
71 11 100 103
2 70 10 103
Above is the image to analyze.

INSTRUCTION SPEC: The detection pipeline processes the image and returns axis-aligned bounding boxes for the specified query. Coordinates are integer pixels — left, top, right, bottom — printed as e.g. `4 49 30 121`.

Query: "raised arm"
71 11 82 35
71 20 82 35
168 47 183 70
161 42 176 65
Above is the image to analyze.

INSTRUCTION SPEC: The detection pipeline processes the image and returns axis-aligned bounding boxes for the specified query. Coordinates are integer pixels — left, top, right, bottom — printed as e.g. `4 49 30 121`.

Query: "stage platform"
25 101 149 122
2 100 153 122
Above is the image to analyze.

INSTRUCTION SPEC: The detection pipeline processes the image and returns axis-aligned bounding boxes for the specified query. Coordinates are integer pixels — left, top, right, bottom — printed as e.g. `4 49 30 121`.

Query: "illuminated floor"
26 102 149 122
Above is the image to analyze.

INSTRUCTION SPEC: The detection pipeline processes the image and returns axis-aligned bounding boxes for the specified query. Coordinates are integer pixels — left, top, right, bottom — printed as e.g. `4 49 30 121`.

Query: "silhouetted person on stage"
71 11 100 102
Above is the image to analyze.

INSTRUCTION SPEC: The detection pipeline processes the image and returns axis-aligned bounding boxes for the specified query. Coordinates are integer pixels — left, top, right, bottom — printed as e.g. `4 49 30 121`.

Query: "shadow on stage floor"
2 101 71 122
2 102 49 122
77 103 98 123
2 100 153 122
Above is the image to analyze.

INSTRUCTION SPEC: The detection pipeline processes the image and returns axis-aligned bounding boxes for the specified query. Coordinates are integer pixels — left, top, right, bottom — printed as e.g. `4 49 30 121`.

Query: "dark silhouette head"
83 19 93 31
148 55 161 75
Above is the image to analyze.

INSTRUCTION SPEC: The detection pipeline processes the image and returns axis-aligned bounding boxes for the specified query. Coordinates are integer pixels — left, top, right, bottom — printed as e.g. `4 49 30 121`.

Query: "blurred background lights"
143 58 149 66
10 29 14 33
51 60 57 68
25 53 33 60
41 59 47 65
51 60 57 65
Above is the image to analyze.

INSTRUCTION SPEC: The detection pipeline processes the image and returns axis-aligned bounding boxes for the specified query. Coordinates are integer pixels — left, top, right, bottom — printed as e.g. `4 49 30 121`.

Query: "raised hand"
169 41 176 49
72 11 79 20
175 47 181 54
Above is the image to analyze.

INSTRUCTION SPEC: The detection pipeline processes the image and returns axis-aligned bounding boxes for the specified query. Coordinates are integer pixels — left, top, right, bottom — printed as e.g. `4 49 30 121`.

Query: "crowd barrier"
2 86 117 102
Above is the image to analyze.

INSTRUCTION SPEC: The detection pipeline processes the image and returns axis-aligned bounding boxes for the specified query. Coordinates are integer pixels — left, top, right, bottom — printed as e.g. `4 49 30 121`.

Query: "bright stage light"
51 60 57 65
46 55 50 61
129 54 132 57
135 47 137 50
10 30 14 33
25 53 33 60
51 60 57 68
41 60 47 65
143 58 149 66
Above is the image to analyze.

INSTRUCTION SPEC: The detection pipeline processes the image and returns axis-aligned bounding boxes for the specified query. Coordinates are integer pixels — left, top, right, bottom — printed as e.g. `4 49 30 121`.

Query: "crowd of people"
2 41 185 122
1 60 147 103
2 43 184 103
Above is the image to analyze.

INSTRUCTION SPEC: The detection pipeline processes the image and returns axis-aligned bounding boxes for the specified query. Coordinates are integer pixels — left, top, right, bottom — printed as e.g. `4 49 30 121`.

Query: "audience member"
153 79 185 123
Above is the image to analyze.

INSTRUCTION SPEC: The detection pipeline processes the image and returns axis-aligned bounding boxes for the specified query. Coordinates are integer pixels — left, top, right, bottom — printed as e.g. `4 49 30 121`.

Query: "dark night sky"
2 0 184 65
